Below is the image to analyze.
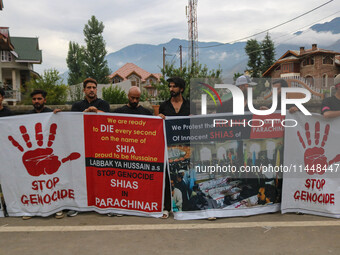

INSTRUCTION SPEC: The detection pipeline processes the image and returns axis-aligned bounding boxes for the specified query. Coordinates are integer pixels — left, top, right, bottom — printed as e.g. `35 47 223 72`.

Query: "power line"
240 10 340 57
193 0 334 49
273 10 340 43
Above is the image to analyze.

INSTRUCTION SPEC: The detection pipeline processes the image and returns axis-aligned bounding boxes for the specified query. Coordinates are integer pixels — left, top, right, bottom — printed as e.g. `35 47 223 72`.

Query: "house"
263 44 340 90
0 27 42 104
108 63 161 97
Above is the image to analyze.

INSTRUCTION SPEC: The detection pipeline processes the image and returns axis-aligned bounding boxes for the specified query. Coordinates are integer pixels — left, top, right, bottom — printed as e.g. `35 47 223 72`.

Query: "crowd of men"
0 73 339 220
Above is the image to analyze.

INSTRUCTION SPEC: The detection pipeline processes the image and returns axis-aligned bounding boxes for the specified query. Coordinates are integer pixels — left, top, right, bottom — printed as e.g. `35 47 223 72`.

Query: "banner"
281 113 340 218
0 112 165 218
165 113 285 220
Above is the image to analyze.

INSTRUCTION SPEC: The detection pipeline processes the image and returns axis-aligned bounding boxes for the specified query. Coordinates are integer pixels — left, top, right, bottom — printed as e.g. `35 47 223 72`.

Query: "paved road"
0 212 339 255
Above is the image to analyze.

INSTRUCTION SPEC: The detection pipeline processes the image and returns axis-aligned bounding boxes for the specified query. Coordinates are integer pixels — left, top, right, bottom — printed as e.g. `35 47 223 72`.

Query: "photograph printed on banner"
165 114 285 216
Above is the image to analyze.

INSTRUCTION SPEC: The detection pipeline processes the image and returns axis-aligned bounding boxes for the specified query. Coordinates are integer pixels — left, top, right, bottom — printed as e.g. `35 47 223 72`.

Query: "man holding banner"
158 77 195 219
68 77 110 217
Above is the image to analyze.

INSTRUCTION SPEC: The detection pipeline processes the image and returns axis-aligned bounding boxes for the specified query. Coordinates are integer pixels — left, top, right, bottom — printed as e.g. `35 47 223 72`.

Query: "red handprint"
8 123 81 177
297 121 340 175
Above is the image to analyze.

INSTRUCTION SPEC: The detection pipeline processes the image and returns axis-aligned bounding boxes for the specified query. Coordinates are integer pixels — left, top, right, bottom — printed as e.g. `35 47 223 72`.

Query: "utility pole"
179 45 182 71
163 47 166 70
186 0 198 72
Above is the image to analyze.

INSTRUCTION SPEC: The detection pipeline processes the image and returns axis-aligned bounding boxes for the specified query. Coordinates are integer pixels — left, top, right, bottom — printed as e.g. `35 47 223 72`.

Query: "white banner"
0 113 86 217
0 112 165 218
282 112 340 218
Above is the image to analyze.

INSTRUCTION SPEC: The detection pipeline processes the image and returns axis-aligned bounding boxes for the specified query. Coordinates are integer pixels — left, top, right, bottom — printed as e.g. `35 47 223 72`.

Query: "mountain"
310 17 340 34
105 39 249 78
295 16 340 35
62 16 340 82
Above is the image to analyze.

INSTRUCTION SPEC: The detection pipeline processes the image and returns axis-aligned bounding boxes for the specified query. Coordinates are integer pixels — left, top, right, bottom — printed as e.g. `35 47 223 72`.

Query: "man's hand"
288 106 299 113
158 113 166 119
53 109 61 114
84 106 99 113
259 106 269 110
323 110 340 119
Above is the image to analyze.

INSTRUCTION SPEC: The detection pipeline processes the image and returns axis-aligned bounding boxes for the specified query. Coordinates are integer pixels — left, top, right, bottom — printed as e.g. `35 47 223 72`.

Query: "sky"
1 0 339 75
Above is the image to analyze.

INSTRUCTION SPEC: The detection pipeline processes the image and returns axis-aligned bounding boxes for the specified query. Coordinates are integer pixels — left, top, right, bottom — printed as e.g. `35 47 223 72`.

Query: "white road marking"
1 221 340 232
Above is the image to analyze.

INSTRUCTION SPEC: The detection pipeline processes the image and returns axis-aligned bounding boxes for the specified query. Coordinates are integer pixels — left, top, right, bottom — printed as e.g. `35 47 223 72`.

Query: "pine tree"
261 33 275 74
66 41 85 85
83 15 110 83
245 39 262 78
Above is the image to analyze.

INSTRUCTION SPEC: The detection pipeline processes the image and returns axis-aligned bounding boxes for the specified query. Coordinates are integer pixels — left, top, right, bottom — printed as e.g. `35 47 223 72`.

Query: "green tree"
245 39 262 78
261 33 275 74
233 72 243 81
154 62 222 101
66 41 86 85
102 85 128 104
22 69 68 105
83 15 110 83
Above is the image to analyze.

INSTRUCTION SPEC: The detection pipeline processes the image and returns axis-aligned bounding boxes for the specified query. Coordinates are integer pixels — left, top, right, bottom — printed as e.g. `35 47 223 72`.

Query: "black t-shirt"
159 97 196 116
113 105 152 115
321 96 340 115
71 98 110 112
0 106 13 117
28 107 53 114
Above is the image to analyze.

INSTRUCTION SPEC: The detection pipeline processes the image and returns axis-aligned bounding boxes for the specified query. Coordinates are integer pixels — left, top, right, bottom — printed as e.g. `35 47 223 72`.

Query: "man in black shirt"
321 74 340 118
29 90 53 113
114 86 152 115
159 77 196 118
71 78 110 113
158 77 195 219
0 88 13 117
25 89 63 219
68 78 109 217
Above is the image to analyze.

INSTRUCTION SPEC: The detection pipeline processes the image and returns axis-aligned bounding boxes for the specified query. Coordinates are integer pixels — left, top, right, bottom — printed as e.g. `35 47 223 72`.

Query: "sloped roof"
11 37 42 63
0 27 14 50
263 46 340 77
335 55 340 65
109 63 161 82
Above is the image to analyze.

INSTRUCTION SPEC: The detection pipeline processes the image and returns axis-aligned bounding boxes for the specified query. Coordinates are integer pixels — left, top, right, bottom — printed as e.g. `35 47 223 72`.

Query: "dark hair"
167 77 186 90
83 77 98 88
273 79 288 88
30 89 47 98
0 88 4 97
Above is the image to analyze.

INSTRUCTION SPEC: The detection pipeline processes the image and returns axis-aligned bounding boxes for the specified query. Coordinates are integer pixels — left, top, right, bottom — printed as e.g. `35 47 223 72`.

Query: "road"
0 212 339 255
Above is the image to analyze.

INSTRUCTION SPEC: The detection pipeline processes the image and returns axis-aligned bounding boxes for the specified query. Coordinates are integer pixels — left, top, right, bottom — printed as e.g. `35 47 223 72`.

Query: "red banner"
84 115 165 213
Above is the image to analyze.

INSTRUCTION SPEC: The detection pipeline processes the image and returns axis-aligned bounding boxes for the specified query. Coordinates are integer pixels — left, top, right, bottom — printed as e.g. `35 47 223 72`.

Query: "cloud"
280 29 340 47
209 52 229 61
2 0 339 75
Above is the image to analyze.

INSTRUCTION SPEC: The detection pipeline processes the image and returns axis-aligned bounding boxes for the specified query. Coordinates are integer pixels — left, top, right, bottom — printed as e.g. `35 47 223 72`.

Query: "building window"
322 74 328 87
128 75 140 87
282 64 289 72
282 63 294 73
113 77 122 84
323 56 334 65
305 75 314 86
275 65 281 71
302 57 314 66
1 51 12 62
